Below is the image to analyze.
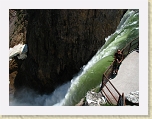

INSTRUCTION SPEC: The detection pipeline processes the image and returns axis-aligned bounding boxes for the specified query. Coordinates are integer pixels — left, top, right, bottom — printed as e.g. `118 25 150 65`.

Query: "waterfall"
61 9 139 106
9 9 139 106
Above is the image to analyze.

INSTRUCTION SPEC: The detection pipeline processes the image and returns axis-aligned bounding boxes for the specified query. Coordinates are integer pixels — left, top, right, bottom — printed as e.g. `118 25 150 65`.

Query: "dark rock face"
14 9 127 94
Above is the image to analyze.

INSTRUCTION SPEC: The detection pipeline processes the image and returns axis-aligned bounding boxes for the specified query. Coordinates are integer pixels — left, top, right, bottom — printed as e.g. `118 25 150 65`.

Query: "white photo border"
0 0 148 115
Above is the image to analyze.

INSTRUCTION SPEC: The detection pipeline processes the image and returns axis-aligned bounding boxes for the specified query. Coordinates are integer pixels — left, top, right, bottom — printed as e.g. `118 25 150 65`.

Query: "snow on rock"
9 44 28 60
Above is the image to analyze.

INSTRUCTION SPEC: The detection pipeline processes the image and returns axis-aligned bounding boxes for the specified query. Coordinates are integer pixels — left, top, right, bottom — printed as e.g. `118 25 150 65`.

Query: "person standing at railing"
113 49 123 75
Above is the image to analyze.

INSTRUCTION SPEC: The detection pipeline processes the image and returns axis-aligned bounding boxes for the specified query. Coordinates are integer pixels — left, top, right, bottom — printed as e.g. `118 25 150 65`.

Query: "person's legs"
113 61 117 74
116 62 121 74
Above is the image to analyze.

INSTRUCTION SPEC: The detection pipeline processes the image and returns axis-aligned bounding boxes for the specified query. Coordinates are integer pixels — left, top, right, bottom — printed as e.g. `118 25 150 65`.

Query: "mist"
9 81 71 106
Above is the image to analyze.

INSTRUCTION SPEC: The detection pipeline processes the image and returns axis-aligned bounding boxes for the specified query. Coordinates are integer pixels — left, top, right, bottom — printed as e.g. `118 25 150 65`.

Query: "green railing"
100 37 139 106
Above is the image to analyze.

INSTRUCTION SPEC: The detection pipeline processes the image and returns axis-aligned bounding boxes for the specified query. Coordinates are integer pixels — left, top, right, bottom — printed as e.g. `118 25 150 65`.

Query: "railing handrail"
100 37 139 106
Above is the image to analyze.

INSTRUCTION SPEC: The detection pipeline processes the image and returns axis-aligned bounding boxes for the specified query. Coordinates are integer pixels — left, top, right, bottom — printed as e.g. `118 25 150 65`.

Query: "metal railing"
100 37 139 106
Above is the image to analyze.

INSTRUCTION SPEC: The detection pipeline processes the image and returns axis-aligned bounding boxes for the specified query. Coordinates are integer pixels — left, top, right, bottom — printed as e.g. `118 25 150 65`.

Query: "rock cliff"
9 9 127 95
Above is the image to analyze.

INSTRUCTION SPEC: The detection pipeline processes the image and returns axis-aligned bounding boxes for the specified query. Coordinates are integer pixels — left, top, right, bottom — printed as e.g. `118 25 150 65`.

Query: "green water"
63 9 139 106
65 56 114 105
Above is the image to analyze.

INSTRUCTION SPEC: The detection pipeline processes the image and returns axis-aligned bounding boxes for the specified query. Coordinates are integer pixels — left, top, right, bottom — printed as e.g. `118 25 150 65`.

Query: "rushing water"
9 9 139 106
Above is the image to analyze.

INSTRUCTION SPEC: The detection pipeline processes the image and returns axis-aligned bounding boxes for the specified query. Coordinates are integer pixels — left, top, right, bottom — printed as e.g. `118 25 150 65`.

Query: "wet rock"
125 91 139 104
85 91 107 106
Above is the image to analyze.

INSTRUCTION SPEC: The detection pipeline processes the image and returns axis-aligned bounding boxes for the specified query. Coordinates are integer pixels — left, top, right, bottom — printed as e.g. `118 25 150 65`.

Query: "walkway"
106 51 139 102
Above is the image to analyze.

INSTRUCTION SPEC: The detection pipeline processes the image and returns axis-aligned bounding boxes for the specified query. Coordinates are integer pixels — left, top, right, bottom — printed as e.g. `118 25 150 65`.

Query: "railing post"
99 75 104 92
122 93 126 106
128 43 131 55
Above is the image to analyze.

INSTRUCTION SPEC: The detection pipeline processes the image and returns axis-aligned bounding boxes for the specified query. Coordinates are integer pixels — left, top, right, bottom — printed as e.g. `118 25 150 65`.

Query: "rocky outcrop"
125 91 139 105
85 91 107 106
75 90 107 106
9 10 28 95
9 44 28 60
10 9 127 95
9 10 28 47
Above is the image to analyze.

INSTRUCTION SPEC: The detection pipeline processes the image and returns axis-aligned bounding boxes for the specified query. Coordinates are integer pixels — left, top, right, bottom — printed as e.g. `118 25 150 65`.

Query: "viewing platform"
103 51 139 105
110 51 139 95
100 37 139 106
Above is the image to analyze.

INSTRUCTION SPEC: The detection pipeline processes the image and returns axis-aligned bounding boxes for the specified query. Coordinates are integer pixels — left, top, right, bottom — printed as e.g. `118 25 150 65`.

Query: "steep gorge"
10 9 127 95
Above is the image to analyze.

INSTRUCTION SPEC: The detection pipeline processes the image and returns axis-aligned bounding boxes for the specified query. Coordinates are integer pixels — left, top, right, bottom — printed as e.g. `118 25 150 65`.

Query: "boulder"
125 91 139 104
85 91 107 106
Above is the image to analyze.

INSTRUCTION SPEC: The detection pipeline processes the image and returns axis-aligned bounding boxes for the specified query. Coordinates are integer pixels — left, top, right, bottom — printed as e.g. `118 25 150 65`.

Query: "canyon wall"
9 9 127 94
